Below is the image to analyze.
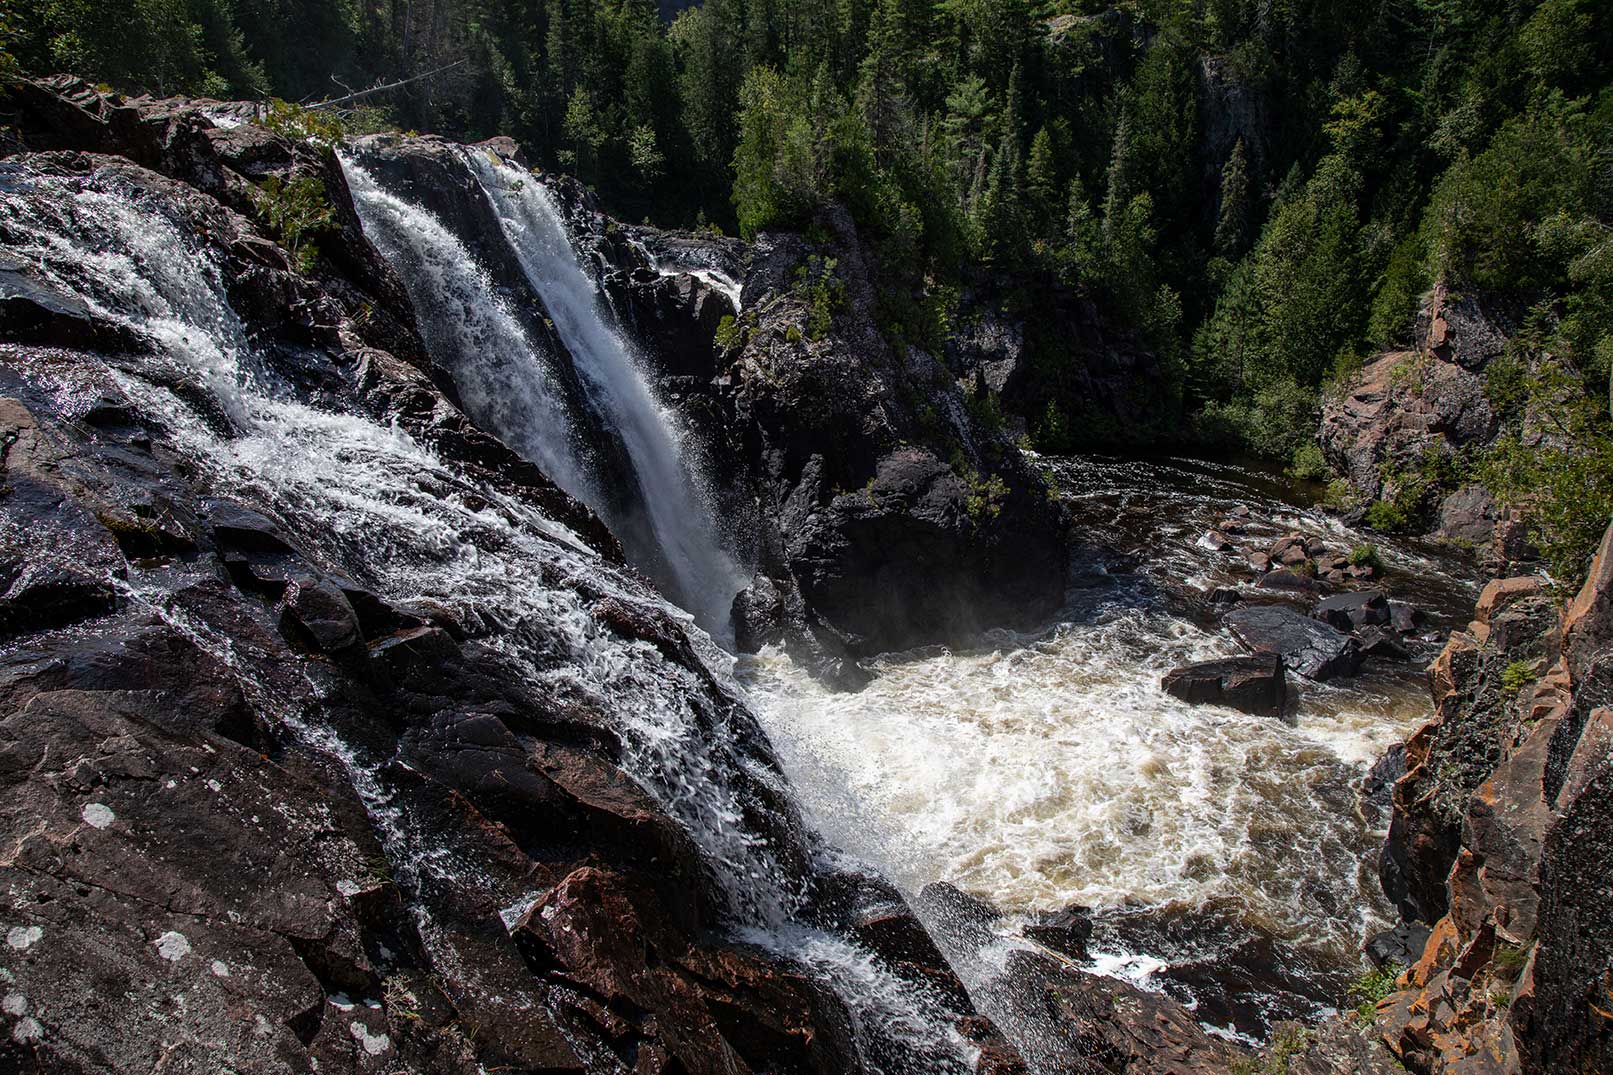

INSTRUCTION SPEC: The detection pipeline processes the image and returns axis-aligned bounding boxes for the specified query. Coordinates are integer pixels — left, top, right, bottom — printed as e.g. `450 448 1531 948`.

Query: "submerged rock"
1162 653 1287 716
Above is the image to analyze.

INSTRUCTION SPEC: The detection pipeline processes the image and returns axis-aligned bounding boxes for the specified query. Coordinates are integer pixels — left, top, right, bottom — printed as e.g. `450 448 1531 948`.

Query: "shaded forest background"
2 0 1611 575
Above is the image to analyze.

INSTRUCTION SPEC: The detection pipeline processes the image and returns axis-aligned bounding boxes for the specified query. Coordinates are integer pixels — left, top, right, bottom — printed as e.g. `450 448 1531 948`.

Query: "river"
740 452 1480 1036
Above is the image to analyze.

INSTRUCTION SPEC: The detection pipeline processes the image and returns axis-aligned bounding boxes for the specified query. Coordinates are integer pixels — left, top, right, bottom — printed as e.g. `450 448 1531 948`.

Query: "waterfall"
1 165 973 1074
337 158 600 510
342 151 744 640
464 151 743 639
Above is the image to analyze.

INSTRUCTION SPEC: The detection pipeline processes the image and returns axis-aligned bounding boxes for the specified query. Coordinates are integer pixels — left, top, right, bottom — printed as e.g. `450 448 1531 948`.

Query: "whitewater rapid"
739 454 1477 1012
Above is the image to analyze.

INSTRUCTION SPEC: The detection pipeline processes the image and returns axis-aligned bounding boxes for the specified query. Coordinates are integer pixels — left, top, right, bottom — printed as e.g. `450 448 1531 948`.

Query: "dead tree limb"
305 59 468 111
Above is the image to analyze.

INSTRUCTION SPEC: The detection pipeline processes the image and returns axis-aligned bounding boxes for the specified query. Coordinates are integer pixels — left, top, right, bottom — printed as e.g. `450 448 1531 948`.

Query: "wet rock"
279 575 364 655
205 497 299 554
1086 901 1340 1038
916 882 1003 953
1203 529 1234 551
1259 567 1324 593
0 560 118 640
994 950 1248 1074
1388 599 1423 635
0 255 144 351
1022 907 1093 962
730 573 787 652
1161 653 1286 717
1267 1015 1407 1075
1225 605 1363 680
830 873 952 973
1365 921 1431 970
513 866 859 1075
1361 744 1407 810
1311 590 1389 632
1356 625 1411 662
1271 532 1313 566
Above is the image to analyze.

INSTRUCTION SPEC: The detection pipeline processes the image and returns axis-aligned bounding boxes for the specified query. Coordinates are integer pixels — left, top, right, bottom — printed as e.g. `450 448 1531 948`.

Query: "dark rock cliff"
0 78 1009 1075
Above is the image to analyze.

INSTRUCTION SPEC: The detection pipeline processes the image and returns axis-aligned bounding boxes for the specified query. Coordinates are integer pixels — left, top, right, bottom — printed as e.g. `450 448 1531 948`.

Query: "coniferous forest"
4 0 1610 575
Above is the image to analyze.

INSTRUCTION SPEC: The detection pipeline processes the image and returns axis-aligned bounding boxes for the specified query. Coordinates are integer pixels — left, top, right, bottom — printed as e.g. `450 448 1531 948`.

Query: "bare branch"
305 59 468 112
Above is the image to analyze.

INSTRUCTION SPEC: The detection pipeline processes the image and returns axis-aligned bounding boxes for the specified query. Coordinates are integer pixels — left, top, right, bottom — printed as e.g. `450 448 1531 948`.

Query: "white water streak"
464 152 745 638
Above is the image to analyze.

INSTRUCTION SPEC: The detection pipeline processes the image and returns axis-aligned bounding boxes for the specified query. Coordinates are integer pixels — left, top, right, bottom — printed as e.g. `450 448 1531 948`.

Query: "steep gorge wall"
1372 521 1613 1074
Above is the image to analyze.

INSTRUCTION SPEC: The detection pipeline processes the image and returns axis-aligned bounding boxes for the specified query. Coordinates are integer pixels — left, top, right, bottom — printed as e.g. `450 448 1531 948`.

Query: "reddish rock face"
1376 521 1613 1075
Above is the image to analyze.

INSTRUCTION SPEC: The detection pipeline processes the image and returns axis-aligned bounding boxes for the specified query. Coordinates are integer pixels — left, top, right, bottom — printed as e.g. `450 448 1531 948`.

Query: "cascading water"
341 151 744 640
335 157 599 508
0 165 974 1074
464 151 744 640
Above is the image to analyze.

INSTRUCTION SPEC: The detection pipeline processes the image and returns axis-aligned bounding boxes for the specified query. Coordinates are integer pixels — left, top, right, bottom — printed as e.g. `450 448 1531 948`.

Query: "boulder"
916 882 1003 953
1357 626 1412 662
1225 605 1363 680
1312 590 1390 632
1388 600 1424 635
991 950 1249 1074
1365 921 1432 970
1436 483 1498 546
1161 653 1286 717
513 867 860 1075
1022 907 1093 962
1259 567 1324 593
1270 533 1312 566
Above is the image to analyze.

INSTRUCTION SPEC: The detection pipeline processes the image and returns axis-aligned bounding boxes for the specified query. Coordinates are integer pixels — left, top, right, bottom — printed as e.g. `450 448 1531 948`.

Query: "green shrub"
1501 659 1539 696
714 314 744 351
793 256 844 341
1347 965 1402 1025
1348 543 1383 571
1493 942 1530 978
1288 441 1329 481
964 471 1009 522
1480 420 1613 583
1229 1024 1314 1075
251 175 336 274
258 99 345 150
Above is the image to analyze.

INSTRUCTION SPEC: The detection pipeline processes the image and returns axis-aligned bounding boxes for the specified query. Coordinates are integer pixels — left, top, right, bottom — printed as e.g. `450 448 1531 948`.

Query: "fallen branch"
305 59 468 111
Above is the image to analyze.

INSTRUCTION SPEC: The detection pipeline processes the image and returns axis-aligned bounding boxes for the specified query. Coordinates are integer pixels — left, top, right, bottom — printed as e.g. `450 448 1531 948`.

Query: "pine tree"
1026 125 1058 240
1213 137 1252 256
856 0 912 161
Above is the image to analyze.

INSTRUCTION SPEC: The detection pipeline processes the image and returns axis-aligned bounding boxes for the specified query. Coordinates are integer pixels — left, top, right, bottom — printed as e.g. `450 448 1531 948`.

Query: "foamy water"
741 454 1479 980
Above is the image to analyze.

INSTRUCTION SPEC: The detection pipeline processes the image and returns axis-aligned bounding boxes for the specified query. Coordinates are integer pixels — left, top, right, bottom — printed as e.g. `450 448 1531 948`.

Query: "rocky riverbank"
3 76 1607 1075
